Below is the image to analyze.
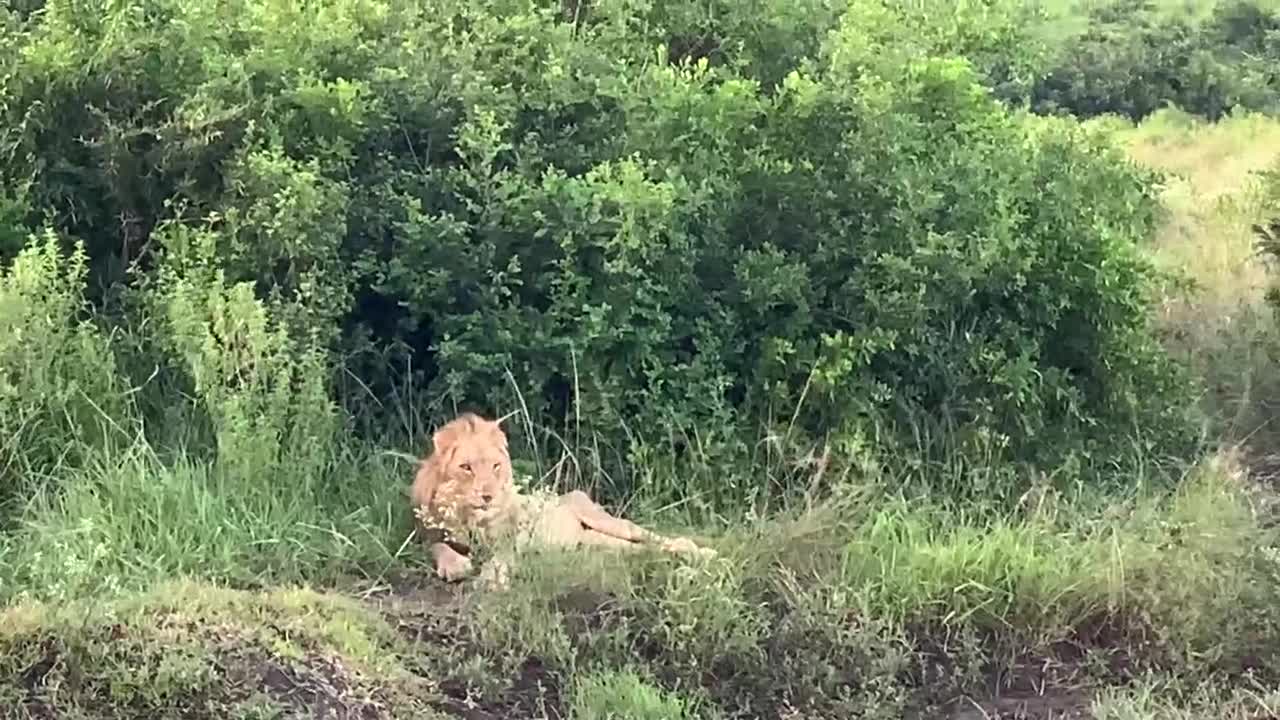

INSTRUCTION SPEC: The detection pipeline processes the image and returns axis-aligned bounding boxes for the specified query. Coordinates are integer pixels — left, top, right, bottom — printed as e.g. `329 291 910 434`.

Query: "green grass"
3 451 1277 718
0 437 417 604
569 669 706 720
1090 679 1280 720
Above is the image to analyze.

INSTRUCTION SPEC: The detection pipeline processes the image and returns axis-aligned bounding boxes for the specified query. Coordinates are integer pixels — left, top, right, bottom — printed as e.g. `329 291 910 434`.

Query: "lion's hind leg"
559 490 657 544
559 490 717 558
578 527 649 550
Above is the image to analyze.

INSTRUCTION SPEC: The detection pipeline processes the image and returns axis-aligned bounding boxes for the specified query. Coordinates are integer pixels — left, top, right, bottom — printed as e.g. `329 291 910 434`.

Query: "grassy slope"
6 114 1280 719
1108 109 1280 450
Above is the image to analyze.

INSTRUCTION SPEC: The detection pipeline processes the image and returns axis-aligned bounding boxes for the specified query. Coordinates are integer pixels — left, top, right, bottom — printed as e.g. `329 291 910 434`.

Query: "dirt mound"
10 621 418 719
9 575 1265 720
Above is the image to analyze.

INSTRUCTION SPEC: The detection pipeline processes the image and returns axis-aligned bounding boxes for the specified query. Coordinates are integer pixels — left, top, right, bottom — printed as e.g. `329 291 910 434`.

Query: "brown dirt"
433 658 563 720
910 612 1159 720
355 572 567 720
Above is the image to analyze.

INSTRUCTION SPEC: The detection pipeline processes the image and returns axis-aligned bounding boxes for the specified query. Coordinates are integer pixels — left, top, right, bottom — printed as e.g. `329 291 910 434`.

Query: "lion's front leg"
430 541 473 582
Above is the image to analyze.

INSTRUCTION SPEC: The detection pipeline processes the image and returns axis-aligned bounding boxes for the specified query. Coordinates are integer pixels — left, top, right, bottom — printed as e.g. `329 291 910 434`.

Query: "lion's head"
411 412 517 534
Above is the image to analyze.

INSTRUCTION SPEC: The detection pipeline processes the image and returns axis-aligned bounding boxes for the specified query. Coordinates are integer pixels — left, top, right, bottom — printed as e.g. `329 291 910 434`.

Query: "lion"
409 412 715 583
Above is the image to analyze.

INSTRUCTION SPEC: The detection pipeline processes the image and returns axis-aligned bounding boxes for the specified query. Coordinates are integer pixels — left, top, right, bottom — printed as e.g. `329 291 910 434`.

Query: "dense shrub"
142 219 339 483
0 231 131 518
1028 0 1280 121
821 0 1053 105
0 0 1201 509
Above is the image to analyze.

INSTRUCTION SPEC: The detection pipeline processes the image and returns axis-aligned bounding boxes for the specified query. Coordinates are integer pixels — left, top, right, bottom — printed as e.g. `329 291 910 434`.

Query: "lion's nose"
481 493 494 504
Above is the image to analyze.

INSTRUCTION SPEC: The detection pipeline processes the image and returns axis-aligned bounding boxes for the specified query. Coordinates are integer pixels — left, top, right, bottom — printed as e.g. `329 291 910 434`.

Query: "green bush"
0 0 1202 510
1028 0 1280 121
822 0 1053 104
0 230 131 518
141 217 339 483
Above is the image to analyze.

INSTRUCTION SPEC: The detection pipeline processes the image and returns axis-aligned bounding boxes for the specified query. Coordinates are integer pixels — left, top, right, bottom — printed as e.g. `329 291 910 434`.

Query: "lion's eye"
493 462 501 472
459 462 472 473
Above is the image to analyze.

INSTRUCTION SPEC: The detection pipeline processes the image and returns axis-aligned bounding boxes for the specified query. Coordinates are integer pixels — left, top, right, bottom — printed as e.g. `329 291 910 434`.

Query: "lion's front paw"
435 551 473 582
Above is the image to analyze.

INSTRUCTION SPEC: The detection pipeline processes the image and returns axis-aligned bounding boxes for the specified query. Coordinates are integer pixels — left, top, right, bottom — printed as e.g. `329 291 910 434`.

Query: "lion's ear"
431 420 465 457
483 417 509 452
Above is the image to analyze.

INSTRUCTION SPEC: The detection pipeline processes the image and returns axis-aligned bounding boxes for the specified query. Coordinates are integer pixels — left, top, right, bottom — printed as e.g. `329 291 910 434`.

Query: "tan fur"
410 412 715 583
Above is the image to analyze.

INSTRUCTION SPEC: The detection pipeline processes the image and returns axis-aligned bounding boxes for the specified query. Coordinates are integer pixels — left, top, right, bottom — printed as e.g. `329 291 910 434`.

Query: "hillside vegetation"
4 0 1280 718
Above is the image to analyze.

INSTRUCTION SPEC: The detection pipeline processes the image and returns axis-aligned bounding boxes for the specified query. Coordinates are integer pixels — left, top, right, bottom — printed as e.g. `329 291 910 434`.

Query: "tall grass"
1115 108 1280 299
1092 681 1280 720
836 454 1271 653
1088 109 1280 450
0 435 416 603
